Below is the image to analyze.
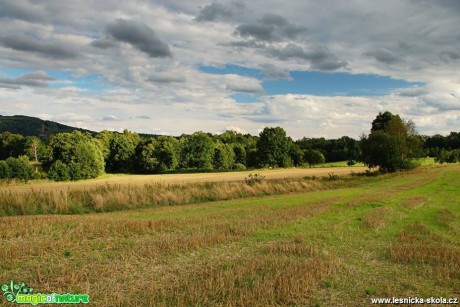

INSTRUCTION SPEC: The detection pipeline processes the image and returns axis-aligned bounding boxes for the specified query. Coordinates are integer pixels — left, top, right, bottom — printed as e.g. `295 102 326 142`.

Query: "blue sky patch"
199 64 424 100
0 67 105 93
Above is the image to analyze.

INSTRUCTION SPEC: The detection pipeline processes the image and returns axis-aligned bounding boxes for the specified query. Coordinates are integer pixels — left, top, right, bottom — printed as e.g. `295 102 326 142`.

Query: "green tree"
257 127 292 167
180 132 215 170
0 132 26 160
95 130 114 160
361 114 422 172
232 143 247 166
289 144 305 166
5 156 34 182
24 136 45 162
47 131 105 180
154 136 180 171
0 160 11 179
136 138 159 173
213 142 235 170
107 130 141 173
371 111 397 132
303 149 325 167
48 160 71 181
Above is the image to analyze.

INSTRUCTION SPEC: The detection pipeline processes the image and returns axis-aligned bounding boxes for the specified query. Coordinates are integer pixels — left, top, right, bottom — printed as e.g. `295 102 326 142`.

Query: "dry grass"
362 206 389 229
0 195 339 306
0 166 367 194
390 222 460 281
436 208 456 227
0 177 346 216
401 196 427 208
152 241 339 306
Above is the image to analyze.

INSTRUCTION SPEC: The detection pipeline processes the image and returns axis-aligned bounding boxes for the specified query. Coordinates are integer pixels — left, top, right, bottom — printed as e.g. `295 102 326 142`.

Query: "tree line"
0 111 458 181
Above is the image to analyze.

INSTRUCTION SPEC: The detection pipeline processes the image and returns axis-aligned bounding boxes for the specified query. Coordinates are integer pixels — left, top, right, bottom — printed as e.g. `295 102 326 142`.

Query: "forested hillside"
0 115 93 138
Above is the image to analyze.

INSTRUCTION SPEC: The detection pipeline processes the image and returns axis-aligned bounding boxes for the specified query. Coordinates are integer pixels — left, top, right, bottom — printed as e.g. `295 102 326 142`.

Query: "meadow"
0 164 459 306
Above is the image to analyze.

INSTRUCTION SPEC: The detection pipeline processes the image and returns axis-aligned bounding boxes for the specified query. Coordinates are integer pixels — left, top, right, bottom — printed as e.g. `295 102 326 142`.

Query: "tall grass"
0 177 352 216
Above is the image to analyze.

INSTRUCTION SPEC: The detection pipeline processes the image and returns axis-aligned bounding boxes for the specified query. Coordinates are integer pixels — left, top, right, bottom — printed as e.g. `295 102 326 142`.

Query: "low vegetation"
0 173 353 216
1 164 459 306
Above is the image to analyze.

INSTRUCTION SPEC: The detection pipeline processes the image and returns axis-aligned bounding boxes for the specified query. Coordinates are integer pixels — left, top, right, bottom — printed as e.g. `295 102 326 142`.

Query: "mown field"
1 164 459 306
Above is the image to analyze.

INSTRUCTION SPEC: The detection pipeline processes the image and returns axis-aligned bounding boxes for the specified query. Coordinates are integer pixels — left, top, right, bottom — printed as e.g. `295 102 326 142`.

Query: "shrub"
0 161 11 179
5 156 34 182
245 173 265 186
234 163 246 170
48 160 71 181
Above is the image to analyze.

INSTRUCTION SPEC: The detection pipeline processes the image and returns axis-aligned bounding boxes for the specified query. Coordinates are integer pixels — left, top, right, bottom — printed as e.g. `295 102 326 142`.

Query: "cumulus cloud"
0 70 56 89
234 13 307 42
90 38 118 49
106 19 171 58
364 49 400 65
0 1 459 138
225 74 265 93
195 2 247 22
0 35 78 59
267 44 348 70
0 0 46 23
146 72 186 83
259 64 291 80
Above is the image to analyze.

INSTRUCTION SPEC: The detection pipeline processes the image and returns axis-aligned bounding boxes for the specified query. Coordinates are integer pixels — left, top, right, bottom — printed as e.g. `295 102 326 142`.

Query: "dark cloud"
225 40 266 48
195 2 247 22
267 44 348 71
364 49 400 64
90 38 118 49
234 13 307 42
106 19 171 58
0 70 56 89
259 64 292 80
101 115 120 121
0 35 78 59
396 87 429 97
146 74 186 83
0 0 45 23
440 50 460 62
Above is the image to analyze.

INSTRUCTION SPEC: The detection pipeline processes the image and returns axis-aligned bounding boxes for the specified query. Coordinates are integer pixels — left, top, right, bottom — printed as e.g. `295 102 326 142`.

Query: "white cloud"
0 1 459 139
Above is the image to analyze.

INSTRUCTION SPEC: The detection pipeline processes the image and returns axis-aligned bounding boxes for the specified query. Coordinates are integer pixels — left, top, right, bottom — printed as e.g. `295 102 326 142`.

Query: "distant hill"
0 115 95 139
0 115 163 139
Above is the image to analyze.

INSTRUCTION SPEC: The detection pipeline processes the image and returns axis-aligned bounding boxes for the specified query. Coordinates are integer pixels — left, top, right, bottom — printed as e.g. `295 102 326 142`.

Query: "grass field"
0 166 367 194
1 164 459 306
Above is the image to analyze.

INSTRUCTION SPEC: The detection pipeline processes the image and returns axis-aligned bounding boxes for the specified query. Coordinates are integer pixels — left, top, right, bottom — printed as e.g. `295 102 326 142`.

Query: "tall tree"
371 111 397 132
47 131 105 180
361 114 422 172
213 142 235 170
180 132 215 170
0 132 25 160
257 127 292 167
106 130 141 173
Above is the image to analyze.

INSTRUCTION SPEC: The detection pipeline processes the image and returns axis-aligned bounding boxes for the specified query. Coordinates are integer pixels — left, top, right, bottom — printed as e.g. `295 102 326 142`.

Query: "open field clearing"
1 164 459 306
0 166 367 194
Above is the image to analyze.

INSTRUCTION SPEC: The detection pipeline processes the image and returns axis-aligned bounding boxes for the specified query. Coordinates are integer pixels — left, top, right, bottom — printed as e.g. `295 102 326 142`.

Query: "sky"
0 1 459 139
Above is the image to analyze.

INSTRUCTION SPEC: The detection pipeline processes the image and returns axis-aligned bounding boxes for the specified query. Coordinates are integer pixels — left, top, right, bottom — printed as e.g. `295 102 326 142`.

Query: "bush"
0 161 11 179
245 173 265 186
435 149 460 164
347 160 356 166
234 163 246 170
5 156 34 182
48 160 71 181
